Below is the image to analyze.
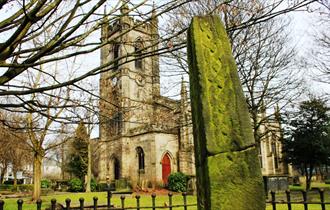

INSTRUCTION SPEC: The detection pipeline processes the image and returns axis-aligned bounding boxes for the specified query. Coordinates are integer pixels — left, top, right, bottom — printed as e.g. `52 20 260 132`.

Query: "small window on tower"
113 44 120 70
272 142 279 169
136 147 145 171
110 112 122 135
134 39 143 69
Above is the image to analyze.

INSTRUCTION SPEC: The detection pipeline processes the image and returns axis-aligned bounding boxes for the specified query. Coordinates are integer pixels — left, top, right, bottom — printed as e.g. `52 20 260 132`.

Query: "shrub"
68 178 84 192
18 184 33 192
0 184 13 191
97 183 108 191
3 179 24 185
167 172 188 192
7 184 33 192
41 179 51 188
91 178 97 192
41 188 54 195
3 180 13 185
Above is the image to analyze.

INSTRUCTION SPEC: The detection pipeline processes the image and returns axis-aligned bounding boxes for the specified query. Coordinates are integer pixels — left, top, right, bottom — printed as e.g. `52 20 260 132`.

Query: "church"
96 2 288 189
97 3 195 188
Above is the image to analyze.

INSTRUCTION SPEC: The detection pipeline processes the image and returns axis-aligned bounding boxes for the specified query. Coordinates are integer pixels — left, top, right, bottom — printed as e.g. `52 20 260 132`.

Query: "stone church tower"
98 2 195 188
97 1 288 190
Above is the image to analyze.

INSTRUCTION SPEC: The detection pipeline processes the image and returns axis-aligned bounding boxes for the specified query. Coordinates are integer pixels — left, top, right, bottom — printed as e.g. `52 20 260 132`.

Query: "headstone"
265 176 289 192
187 16 265 210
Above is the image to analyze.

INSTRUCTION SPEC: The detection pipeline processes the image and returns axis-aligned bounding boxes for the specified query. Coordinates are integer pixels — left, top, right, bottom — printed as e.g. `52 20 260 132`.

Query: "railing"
266 189 330 210
0 192 197 210
3 188 329 210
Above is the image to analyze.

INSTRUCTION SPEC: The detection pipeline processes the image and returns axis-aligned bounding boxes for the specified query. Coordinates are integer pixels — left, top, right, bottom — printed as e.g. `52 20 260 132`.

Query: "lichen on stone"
188 16 265 210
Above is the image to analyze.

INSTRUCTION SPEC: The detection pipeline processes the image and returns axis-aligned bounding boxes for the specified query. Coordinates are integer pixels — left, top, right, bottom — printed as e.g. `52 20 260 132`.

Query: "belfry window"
113 44 120 70
110 112 122 135
136 147 145 170
134 40 143 69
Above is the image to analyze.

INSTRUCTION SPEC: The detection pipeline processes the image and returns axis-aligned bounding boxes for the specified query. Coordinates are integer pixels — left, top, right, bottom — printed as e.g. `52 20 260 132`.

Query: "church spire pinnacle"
151 1 156 18
274 103 281 124
150 1 158 30
101 5 109 41
119 0 130 28
181 76 188 104
120 0 130 15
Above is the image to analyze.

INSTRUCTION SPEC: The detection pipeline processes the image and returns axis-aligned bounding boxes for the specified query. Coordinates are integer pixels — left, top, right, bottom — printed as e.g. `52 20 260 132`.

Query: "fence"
266 189 330 210
2 189 330 210
0 191 197 210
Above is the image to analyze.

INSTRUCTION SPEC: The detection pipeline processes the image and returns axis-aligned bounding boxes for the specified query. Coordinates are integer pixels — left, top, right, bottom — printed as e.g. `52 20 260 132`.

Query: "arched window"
134 39 143 69
113 44 120 70
114 157 120 180
110 112 122 135
272 142 279 169
136 147 145 170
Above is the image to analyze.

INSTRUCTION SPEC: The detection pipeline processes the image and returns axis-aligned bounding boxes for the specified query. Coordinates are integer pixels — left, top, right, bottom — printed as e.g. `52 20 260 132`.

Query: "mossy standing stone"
187 16 265 210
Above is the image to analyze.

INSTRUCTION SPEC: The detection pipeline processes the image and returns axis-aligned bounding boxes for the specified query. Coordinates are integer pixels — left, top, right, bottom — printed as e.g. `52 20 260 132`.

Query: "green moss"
188 16 255 154
208 148 265 210
187 16 265 210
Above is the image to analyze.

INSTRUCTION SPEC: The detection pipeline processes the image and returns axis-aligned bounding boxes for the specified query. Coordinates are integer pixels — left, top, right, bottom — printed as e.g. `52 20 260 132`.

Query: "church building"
97 3 195 188
97 2 289 189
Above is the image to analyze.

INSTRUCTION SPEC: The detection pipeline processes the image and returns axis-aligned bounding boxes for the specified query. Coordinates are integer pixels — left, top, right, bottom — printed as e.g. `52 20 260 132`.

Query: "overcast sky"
288 8 330 97
0 1 329 139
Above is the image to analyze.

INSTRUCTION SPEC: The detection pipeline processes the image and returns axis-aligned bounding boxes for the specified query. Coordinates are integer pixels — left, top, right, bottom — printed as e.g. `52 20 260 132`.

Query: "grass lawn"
289 182 330 191
266 204 330 210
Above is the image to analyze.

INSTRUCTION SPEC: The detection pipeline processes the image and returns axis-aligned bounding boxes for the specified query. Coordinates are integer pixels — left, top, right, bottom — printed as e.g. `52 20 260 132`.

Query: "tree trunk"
13 168 17 188
319 166 324 181
32 152 43 200
85 141 92 192
61 143 65 180
0 172 3 184
305 165 314 191
306 174 311 191
0 165 6 184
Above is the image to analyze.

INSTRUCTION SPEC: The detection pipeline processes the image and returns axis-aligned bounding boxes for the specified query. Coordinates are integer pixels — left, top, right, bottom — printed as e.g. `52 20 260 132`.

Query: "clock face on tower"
135 74 145 86
111 77 118 86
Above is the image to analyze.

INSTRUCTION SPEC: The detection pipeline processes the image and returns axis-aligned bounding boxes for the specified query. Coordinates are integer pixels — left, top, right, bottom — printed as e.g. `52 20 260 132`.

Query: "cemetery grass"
289 182 330 191
266 204 330 210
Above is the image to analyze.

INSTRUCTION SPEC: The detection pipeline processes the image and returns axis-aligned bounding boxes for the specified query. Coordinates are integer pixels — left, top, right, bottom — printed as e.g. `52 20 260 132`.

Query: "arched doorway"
113 158 120 180
162 153 171 185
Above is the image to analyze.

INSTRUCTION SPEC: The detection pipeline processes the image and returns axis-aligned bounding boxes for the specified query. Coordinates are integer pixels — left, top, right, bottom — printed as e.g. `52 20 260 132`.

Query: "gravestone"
187 16 265 210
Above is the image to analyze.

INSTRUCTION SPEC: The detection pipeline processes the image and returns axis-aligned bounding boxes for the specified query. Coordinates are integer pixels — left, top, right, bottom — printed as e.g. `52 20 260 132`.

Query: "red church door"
162 153 171 185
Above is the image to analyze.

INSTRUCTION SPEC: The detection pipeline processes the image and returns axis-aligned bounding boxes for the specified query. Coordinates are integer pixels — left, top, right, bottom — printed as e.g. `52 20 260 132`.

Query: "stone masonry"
97 2 195 188
187 16 265 210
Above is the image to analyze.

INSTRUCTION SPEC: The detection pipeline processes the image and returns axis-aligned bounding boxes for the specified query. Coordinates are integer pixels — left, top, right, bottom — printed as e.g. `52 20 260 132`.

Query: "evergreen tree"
67 122 89 180
283 97 330 190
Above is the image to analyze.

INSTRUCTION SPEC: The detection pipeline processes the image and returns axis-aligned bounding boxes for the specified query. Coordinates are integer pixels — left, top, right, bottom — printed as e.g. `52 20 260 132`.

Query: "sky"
0 1 328 98
0 1 329 140
288 8 330 97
